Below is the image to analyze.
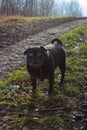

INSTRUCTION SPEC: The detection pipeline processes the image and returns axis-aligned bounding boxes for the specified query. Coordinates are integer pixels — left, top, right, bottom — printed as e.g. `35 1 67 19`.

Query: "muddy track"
0 18 87 80
0 17 87 51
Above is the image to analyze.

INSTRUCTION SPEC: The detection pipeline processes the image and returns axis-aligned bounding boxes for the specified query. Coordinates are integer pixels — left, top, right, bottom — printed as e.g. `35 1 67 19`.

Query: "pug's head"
24 46 47 67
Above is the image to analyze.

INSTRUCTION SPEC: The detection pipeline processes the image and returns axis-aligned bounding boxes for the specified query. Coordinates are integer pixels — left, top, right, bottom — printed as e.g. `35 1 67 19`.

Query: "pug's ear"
40 46 47 53
24 48 30 55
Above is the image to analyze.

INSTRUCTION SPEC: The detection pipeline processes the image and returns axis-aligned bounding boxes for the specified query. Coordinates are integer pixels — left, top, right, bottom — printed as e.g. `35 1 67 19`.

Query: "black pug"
24 38 66 95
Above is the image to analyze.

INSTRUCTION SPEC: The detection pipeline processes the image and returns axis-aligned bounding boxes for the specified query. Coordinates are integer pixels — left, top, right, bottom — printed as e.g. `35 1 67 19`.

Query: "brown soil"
0 17 87 80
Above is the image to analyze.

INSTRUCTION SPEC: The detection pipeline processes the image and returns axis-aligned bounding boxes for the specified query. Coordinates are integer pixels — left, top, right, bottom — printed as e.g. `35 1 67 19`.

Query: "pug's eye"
39 55 42 59
29 55 32 59
29 53 33 59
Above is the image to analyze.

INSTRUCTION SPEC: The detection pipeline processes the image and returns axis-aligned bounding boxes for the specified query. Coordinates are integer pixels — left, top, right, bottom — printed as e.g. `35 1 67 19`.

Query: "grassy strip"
0 15 60 27
0 15 78 27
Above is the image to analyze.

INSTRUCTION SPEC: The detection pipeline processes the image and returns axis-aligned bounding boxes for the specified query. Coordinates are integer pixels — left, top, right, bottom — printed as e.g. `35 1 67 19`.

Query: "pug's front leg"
48 73 54 95
31 77 36 93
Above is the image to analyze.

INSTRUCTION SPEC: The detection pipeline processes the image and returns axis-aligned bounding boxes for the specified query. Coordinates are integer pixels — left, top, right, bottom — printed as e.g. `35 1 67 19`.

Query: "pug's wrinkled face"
24 46 47 67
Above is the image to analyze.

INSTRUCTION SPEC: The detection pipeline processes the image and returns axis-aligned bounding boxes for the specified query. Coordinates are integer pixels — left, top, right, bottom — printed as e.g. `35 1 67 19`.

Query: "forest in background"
0 0 83 16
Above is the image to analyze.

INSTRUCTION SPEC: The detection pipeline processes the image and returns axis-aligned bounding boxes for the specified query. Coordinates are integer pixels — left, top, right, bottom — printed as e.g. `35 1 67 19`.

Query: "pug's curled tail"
51 38 63 46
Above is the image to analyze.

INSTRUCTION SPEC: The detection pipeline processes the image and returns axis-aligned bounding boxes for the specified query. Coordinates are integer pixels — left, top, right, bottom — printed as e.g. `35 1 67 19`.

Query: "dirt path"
0 18 87 80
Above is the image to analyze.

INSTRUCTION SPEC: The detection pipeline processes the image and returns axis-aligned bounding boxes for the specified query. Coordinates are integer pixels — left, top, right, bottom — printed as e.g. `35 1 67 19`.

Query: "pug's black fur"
24 38 66 95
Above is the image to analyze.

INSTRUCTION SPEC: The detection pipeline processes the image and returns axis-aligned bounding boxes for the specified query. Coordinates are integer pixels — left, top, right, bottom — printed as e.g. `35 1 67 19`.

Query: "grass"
0 23 87 129
0 15 78 27
0 15 60 27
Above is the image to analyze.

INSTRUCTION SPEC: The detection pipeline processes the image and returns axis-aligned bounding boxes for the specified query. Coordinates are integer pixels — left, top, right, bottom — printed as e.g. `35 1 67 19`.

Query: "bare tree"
32 0 38 16
13 0 25 15
53 0 83 16
23 0 35 16
0 0 83 16
38 0 54 16
68 0 83 16
44 0 54 16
